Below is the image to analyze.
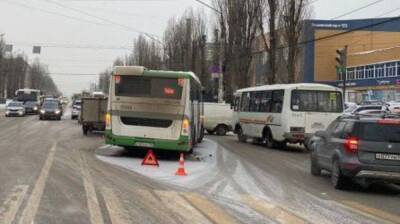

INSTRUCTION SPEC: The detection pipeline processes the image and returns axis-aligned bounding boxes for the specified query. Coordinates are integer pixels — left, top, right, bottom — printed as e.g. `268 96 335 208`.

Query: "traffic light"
335 46 347 68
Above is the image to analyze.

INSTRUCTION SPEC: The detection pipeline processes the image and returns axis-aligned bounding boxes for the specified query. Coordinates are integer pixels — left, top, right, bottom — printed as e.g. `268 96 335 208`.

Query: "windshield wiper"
388 139 400 143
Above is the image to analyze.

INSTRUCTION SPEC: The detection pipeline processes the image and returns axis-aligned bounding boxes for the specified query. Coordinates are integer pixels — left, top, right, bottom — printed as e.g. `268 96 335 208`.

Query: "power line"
42 0 162 42
2 0 147 36
331 0 385 20
193 0 220 13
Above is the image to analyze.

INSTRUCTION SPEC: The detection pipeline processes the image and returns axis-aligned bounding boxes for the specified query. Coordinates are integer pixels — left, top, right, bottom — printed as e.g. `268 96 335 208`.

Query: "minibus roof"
113 66 201 85
235 83 342 93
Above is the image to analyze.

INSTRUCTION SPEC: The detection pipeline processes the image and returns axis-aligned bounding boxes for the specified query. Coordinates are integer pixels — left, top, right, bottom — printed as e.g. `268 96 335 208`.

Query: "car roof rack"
340 112 400 120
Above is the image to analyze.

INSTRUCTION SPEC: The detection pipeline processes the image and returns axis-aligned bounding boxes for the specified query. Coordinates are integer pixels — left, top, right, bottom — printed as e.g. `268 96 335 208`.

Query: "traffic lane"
208 135 400 216
0 114 196 224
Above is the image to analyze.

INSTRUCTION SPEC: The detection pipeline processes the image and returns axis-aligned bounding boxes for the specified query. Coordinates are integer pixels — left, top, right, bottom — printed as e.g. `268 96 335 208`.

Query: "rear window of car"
358 122 400 143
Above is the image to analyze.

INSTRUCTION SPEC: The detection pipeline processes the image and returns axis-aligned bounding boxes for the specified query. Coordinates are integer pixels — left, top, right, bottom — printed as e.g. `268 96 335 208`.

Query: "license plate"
375 153 400 161
134 142 154 147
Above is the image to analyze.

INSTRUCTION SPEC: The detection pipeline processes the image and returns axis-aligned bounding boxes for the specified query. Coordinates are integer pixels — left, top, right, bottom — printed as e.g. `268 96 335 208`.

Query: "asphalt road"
0 111 399 224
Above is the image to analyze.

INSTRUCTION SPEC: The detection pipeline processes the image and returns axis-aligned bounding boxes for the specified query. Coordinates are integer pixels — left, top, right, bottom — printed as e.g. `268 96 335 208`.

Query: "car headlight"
18 111 23 115
33 106 38 110
55 110 61 114
40 110 45 114
5 111 9 115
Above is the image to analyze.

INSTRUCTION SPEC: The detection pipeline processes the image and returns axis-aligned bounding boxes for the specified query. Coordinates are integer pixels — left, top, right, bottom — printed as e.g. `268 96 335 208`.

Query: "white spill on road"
96 139 218 189
95 138 388 224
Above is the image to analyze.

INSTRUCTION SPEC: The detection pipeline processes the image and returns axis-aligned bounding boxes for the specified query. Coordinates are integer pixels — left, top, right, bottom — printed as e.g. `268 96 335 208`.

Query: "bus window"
240 92 250 111
271 90 284 113
291 90 343 112
260 91 272 112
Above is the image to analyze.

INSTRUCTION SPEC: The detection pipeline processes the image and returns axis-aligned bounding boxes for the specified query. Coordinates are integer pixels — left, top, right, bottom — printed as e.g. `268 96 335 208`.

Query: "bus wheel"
263 130 274 148
237 127 247 143
82 126 88 135
216 124 228 136
198 126 204 143
206 129 215 135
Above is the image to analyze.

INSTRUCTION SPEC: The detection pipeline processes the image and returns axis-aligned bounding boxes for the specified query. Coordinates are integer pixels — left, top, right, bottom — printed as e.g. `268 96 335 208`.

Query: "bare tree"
281 0 309 83
213 0 260 100
257 0 280 84
128 34 163 69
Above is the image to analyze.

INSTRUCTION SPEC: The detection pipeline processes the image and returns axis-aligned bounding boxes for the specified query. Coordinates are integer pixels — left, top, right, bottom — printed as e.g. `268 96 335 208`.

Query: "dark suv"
309 114 400 189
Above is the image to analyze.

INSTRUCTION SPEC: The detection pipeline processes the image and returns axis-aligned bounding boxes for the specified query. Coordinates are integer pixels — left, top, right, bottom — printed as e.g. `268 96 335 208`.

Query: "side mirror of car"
315 130 327 140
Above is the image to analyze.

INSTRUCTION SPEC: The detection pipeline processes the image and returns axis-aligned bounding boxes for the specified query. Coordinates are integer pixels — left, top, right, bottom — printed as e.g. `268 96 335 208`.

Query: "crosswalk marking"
241 196 307 224
0 185 28 224
19 142 57 224
341 200 400 224
101 187 131 224
155 190 212 224
78 151 105 224
182 192 237 224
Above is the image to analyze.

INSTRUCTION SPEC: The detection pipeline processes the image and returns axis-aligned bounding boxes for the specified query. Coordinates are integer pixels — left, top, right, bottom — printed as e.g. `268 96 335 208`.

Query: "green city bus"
105 66 204 152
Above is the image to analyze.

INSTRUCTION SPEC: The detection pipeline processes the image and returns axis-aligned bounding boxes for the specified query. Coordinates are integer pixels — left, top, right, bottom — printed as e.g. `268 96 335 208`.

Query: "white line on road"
155 190 212 224
101 187 131 224
19 142 57 224
0 185 29 224
78 151 104 224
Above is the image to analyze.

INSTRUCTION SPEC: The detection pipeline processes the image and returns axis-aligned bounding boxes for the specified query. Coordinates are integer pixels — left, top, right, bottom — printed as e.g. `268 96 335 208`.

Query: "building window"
356 66 364 79
366 65 374 79
397 62 400 76
386 62 397 77
346 68 355 80
376 64 384 78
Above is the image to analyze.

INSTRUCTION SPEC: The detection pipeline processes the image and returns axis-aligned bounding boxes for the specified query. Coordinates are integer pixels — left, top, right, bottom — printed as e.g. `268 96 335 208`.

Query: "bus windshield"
291 90 343 112
16 91 39 102
115 76 183 100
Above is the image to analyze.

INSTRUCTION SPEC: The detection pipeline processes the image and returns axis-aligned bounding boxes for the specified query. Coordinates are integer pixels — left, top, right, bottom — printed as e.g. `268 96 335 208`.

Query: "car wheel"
310 152 322 176
216 124 228 136
331 160 350 190
237 127 247 143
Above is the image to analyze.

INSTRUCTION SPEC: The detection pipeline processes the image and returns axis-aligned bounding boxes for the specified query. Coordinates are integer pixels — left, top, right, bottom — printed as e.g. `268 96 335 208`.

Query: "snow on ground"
96 139 218 189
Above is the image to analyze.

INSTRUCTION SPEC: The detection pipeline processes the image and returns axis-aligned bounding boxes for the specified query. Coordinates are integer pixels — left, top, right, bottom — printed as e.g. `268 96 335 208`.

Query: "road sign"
33 46 41 54
141 150 159 166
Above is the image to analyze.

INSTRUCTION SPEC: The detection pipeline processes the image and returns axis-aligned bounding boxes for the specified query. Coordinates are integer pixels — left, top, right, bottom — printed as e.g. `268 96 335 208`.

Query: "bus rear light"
344 137 359 154
115 75 121 84
377 119 400 125
106 113 111 128
181 119 190 136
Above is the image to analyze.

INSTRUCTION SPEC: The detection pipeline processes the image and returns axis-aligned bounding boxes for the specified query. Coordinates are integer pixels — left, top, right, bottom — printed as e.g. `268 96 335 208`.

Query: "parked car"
344 105 388 115
71 99 82 120
39 102 62 120
309 114 400 189
386 101 400 114
203 102 233 135
5 101 26 117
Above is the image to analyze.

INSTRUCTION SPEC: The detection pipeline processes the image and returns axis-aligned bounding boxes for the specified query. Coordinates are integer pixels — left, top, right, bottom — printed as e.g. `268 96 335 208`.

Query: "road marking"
341 200 400 224
19 142 57 224
241 195 307 224
182 192 237 224
0 185 29 224
78 151 104 224
101 187 130 224
155 190 212 224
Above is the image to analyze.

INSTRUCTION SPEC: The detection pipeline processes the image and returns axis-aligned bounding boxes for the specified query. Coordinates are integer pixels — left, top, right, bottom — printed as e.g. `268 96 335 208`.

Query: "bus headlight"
55 110 61 114
33 106 38 111
40 110 45 114
181 118 190 136
105 113 111 128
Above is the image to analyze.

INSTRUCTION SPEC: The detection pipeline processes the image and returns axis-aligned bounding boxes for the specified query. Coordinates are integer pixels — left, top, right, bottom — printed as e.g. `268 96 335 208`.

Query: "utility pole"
336 45 348 102
217 27 225 103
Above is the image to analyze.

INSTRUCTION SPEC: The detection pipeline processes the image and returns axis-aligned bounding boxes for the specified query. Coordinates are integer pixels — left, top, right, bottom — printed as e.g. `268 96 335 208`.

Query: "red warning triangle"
141 150 159 166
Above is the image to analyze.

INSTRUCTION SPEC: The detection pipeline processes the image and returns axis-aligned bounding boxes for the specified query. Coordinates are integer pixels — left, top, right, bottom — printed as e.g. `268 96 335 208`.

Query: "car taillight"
344 137 359 154
181 118 190 136
105 113 111 128
377 119 400 125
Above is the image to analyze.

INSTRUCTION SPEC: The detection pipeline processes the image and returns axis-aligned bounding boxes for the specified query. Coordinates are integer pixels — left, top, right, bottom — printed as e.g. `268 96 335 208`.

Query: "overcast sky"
1 0 400 96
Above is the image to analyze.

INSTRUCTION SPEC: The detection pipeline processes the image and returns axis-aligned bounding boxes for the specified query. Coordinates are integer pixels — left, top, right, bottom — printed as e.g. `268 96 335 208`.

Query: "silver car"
5 101 26 117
